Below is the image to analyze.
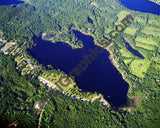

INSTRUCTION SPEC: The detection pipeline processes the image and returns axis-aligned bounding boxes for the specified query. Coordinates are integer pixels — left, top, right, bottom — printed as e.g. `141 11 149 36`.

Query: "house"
34 103 42 109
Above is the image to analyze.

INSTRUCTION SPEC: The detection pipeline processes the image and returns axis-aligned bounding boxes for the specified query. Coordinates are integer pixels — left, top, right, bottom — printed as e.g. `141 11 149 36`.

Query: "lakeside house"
0 42 16 54
1 40 110 108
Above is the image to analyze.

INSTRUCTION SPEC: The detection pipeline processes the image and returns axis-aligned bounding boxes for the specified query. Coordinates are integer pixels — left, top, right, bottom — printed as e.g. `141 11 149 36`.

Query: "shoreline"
9 30 131 109
59 90 110 108
38 76 110 108
38 30 131 108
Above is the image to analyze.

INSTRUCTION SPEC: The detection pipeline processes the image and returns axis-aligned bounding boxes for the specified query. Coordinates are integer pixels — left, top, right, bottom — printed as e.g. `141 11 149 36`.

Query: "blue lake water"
88 17 94 24
1 0 159 107
30 30 129 107
0 0 24 6
119 0 160 15
123 40 145 59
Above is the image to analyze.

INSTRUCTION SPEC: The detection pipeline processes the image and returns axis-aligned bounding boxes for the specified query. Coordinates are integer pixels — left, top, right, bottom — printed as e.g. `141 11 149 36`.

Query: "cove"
29 30 129 107
119 0 160 15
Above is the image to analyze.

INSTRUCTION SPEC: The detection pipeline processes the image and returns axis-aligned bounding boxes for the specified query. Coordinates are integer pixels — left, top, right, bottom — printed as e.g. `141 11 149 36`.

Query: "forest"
0 0 160 127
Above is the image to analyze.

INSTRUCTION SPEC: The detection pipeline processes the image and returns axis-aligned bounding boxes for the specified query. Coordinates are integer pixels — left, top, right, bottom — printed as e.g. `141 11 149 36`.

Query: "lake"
123 40 145 59
1 0 159 107
0 0 24 6
119 0 160 15
30 30 129 107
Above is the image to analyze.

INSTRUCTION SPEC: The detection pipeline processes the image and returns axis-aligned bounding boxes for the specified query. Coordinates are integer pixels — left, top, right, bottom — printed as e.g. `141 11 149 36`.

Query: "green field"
135 36 159 47
135 41 155 51
123 58 133 65
130 59 151 78
116 11 131 24
0 0 160 127
120 48 135 57
124 26 138 36
141 26 160 37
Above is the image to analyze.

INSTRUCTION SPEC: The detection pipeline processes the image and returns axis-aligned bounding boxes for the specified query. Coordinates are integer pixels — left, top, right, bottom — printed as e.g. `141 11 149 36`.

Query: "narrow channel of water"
123 39 145 59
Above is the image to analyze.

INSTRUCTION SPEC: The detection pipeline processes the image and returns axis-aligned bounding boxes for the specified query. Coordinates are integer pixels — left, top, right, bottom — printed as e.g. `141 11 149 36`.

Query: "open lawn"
41 72 75 92
135 36 159 47
124 26 138 36
123 59 133 65
116 11 131 24
141 26 160 37
130 59 151 78
135 16 146 24
135 41 155 51
120 48 135 58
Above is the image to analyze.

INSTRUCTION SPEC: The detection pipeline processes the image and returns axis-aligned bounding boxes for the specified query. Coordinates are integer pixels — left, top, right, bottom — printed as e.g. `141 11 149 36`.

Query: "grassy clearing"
123 59 133 65
41 72 76 91
135 41 155 51
141 26 160 37
90 2 98 7
124 26 138 36
130 93 145 112
130 59 151 78
120 48 135 57
105 28 114 35
116 11 131 24
40 72 104 101
135 36 159 46
134 16 146 24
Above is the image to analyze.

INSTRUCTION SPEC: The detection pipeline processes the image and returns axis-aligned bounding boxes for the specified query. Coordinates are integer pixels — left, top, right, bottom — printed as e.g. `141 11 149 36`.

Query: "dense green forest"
0 53 159 128
0 0 160 127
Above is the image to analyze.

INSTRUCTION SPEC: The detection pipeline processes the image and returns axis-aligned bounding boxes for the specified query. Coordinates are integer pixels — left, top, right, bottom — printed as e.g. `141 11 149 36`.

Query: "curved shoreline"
1 30 129 109
59 90 110 108
38 76 110 108
38 31 129 108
